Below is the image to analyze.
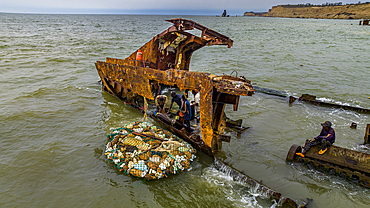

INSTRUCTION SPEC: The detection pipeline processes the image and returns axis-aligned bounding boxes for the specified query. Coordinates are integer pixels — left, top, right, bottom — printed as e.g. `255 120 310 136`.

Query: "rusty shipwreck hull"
95 18 254 154
287 125 370 188
95 18 307 207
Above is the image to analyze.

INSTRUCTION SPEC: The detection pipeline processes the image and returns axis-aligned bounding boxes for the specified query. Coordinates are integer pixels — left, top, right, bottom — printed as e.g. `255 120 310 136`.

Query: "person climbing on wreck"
155 94 167 113
180 95 192 133
167 91 182 114
296 121 335 157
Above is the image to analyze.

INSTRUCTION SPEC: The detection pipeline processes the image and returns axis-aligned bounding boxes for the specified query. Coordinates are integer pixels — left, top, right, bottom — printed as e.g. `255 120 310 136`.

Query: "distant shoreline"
244 2 370 19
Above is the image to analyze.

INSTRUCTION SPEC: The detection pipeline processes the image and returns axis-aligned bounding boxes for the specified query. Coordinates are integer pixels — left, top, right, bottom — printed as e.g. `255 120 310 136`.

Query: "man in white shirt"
191 90 200 119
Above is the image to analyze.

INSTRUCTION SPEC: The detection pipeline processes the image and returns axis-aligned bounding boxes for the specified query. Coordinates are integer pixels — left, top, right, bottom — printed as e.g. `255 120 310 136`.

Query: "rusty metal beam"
365 124 370 144
289 95 370 114
253 86 370 115
287 144 370 188
166 18 233 47
305 145 370 173
214 158 306 207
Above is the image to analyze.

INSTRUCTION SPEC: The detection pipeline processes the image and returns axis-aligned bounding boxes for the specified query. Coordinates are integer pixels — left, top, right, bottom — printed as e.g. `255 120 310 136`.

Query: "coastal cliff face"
245 3 370 19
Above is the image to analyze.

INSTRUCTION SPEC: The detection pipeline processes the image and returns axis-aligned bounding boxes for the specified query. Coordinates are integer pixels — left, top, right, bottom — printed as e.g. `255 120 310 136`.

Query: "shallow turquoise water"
1 13 369 207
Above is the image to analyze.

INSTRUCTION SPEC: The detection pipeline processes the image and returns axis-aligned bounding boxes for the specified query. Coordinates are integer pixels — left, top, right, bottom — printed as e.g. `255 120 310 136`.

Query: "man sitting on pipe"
296 121 336 157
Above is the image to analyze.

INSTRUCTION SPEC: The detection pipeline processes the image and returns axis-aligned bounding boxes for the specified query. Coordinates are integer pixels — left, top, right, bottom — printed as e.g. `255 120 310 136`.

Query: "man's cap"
321 121 332 127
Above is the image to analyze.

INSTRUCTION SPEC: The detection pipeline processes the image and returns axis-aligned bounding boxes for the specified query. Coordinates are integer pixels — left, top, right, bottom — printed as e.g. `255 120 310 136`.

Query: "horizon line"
0 8 268 16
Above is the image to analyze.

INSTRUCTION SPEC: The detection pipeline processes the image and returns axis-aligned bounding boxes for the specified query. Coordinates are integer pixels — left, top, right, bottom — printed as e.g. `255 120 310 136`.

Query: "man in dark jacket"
180 95 192 133
296 121 335 157
167 91 182 114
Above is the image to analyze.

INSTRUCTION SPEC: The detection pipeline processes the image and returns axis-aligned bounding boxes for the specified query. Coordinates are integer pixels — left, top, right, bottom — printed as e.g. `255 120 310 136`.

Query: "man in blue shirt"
180 95 192 133
167 91 183 114
296 121 335 157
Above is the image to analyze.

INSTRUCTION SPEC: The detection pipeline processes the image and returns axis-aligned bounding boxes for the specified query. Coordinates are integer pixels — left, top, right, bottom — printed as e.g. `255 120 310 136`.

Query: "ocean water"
1 13 369 207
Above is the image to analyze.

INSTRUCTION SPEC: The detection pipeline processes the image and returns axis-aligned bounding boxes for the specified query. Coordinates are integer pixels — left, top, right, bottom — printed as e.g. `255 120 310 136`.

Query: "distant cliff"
244 3 370 19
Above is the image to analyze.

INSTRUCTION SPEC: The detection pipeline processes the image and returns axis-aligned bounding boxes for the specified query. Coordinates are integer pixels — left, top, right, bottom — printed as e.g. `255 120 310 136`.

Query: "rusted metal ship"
287 124 370 188
95 18 254 155
95 18 307 207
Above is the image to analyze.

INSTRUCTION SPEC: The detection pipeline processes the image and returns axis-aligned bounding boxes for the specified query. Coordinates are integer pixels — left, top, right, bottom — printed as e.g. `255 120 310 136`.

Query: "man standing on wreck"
167 91 182 114
180 95 192 133
296 121 335 157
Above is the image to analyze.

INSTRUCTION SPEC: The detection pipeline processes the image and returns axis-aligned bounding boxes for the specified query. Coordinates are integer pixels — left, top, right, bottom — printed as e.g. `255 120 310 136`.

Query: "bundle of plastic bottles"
105 121 196 180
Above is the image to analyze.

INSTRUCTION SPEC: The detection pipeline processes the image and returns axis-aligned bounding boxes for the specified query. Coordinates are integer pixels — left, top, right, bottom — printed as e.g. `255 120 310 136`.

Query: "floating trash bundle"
105 121 196 180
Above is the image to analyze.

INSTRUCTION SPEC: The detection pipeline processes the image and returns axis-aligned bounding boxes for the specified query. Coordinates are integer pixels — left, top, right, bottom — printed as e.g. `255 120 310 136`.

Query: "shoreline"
245 3 370 19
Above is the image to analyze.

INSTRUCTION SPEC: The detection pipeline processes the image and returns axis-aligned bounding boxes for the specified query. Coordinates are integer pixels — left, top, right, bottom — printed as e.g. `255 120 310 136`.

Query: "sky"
1 0 361 15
